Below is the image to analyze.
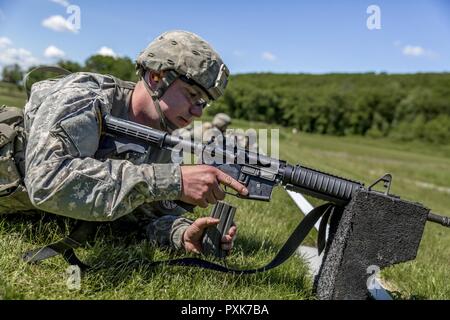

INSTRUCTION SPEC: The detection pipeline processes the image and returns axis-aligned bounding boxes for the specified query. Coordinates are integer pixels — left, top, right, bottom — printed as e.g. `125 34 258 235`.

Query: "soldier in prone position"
23 30 248 255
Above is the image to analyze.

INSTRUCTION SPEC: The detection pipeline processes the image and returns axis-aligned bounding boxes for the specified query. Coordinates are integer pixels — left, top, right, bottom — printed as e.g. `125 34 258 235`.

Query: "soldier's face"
159 79 209 128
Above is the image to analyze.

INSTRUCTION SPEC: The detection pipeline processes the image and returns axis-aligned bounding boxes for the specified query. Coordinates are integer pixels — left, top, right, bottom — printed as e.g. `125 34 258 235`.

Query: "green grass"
230 118 450 299
0 192 315 300
0 82 27 108
1 82 449 300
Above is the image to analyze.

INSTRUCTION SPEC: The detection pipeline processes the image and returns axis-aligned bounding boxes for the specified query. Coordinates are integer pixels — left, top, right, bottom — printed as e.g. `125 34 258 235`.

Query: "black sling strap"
22 220 98 271
143 202 334 274
22 203 335 274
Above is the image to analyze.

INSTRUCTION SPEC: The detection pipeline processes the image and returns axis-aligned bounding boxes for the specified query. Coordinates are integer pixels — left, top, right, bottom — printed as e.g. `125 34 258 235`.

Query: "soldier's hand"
220 223 237 253
183 217 238 254
180 165 248 208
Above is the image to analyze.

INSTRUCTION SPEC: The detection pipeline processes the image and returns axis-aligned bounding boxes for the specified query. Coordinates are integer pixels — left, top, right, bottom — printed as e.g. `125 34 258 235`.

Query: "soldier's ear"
145 71 158 86
149 71 165 83
152 74 160 82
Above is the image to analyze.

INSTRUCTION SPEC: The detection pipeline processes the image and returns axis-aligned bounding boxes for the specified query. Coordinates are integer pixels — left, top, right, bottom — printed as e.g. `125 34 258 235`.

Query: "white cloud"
402 45 425 57
402 45 437 58
44 45 65 59
50 0 70 7
97 46 117 57
42 15 77 33
0 37 40 70
261 51 277 61
0 47 40 69
0 36 12 48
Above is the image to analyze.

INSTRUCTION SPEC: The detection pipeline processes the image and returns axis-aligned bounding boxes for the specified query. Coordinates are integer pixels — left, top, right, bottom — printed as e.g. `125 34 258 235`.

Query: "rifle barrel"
427 212 450 228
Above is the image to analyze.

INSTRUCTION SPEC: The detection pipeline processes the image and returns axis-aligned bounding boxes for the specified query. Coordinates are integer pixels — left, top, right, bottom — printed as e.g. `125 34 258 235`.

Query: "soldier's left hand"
183 217 237 254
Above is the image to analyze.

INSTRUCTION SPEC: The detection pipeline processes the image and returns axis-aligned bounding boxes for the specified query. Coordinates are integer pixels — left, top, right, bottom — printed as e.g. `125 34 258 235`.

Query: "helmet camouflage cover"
136 30 230 100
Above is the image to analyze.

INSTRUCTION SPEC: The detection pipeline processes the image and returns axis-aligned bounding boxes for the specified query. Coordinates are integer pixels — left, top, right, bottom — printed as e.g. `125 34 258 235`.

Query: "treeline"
210 73 450 144
1 55 138 88
2 59 450 144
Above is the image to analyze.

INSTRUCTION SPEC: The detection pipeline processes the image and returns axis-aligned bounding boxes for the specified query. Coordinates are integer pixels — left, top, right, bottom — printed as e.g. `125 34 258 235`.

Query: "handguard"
202 201 236 258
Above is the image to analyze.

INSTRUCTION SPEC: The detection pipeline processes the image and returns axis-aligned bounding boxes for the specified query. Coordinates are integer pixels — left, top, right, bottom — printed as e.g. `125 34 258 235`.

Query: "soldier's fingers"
185 242 202 254
227 225 237 238
221 234 234 243
215 171 248 196
184 242 200 254
192 217 220 231
193 243 203 254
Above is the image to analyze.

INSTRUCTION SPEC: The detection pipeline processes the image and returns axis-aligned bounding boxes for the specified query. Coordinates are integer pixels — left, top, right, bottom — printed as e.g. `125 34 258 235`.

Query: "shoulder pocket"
53 102 101 157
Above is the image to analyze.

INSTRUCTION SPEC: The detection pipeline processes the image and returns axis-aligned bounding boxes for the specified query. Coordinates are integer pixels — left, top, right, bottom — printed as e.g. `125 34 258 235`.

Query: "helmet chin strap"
141 71 179 133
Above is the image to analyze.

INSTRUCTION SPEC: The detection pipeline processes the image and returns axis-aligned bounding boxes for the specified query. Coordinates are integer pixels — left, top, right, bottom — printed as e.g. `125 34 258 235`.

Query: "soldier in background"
212 113 232 134
175 113 231 144
203 113 261 152
202 113 231 144
175 111 260 160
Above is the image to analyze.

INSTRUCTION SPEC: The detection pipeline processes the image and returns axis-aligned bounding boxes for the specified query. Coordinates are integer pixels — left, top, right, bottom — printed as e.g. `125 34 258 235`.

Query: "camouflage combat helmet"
212 113 231 131
136 30 230 101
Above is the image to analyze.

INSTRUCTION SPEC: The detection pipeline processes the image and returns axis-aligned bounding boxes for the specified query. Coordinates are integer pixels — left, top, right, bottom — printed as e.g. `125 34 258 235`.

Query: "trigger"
223 185 239 197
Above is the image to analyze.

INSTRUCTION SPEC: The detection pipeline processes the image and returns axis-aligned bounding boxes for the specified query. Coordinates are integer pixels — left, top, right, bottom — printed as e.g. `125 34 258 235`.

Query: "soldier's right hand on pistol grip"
180 165 248 208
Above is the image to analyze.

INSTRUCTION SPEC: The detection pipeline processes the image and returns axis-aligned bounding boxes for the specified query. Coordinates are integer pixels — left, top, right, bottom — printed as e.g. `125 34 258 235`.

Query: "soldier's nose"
189 104 203 117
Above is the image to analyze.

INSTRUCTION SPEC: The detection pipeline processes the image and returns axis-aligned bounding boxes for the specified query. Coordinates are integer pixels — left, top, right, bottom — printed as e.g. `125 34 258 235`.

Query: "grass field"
0 82 449 300
0 82 27 108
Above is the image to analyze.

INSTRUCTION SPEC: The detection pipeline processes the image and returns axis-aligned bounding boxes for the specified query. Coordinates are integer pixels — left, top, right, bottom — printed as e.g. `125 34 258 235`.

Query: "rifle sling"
22 220 97 271
22 203 334 274
144 202 334 274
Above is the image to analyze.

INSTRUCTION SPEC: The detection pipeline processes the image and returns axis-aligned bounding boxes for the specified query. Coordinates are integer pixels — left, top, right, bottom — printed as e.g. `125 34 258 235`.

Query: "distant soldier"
172 125 192 141
202 113 231 144
212 113 232 133
194 121 213 142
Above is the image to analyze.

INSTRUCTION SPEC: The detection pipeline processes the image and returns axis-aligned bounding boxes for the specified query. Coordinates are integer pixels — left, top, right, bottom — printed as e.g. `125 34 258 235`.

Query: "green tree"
1 64 23 86
423 115 450 144
84 55 137 81
57 60 82 73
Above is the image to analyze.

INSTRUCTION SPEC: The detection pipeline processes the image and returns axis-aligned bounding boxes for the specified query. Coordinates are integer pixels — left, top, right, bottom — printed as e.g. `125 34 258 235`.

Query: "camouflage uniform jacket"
23 72 192 250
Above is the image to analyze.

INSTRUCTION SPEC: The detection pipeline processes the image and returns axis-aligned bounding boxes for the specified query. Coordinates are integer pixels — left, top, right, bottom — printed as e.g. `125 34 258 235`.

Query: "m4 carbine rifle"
103 114 449 229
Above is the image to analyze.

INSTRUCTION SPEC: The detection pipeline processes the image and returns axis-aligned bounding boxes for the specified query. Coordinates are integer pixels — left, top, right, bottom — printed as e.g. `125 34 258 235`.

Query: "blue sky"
1 0 449 74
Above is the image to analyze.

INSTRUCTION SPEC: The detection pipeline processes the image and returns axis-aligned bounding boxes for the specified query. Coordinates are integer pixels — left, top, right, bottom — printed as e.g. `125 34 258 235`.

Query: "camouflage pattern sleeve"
135 203 192 250
146 215 193 251
24 86 182 221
